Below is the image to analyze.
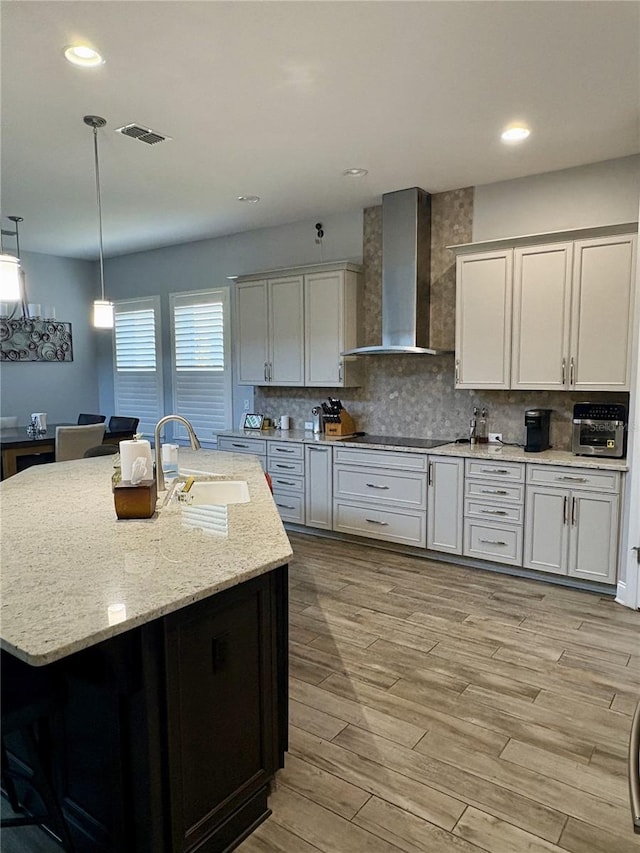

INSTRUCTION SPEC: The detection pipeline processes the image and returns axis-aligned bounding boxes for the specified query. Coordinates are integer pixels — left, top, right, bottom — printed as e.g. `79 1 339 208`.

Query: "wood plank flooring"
238 533 640 853
3 532 639 852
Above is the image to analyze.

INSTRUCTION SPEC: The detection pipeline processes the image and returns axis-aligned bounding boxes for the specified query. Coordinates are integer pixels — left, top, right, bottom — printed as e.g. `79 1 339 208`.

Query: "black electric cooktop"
343 434 453 449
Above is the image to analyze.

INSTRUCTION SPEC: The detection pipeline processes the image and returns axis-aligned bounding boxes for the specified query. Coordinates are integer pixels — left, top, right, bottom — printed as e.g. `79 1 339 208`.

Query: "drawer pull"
275 448 295 453
479 538 507 546
275 479 296 486
571 496 577 526
556 476 587 482
232 443 249 448
480 488 508 495
275 463 295 469
365 518 389 526
366 483 390 490
481 468 510 474
276 503 296 510
563 495 569 525
481 509 508 516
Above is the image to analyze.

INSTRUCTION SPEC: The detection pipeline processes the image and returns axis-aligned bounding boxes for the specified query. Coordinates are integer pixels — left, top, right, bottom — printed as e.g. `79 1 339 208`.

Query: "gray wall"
99 210 364 429
0 251 100 424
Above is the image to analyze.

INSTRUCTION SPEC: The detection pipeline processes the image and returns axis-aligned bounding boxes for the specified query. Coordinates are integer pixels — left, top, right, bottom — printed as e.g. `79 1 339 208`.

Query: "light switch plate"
489 433 502 443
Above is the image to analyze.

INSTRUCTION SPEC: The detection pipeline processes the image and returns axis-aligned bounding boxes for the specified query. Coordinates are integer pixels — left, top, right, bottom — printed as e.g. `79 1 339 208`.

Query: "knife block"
324 410 356 437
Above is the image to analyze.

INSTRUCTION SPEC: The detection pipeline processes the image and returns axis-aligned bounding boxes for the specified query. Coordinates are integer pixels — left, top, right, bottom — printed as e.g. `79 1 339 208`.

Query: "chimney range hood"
342 186 452 356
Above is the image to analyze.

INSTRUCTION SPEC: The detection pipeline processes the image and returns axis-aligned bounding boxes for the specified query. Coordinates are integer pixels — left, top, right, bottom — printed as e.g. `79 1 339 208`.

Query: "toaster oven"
572 402 627 458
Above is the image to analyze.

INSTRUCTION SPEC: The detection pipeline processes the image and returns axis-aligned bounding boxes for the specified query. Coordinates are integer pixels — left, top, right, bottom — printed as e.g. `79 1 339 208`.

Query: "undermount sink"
184 480 249 506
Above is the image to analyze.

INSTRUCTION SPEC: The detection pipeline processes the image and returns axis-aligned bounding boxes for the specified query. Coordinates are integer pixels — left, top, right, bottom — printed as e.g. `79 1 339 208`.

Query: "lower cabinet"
463 459 525 566
268 440 306 524
427 456 464 555
305 445 333 530
217 435 267 471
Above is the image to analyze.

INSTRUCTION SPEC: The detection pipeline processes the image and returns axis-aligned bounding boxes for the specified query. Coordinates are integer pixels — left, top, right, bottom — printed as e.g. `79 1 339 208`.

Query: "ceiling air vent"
115 123 171 145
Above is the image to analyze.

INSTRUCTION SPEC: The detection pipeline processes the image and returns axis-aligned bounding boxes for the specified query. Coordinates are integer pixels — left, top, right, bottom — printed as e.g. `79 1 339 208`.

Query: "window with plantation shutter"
113 297 163 437
170 289 232 441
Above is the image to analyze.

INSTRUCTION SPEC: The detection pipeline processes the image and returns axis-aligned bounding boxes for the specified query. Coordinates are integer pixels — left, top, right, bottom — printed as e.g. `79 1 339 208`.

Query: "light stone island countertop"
0 449 292 666
216 429 629 471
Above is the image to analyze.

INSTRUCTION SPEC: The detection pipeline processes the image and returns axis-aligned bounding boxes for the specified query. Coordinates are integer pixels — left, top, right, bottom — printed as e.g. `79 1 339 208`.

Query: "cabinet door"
455 250 512 389
305 270 344 386
164 577 277 852
511 243 573 389
570 234 637 391
305 445 333 529
523 486 570 575
427 456 463 554
568 491 619 584
268 276 304 385
236 281 269 384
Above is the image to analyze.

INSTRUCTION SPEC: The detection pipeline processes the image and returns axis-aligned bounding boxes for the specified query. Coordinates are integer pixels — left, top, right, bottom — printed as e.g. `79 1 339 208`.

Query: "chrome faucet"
154 415 201 492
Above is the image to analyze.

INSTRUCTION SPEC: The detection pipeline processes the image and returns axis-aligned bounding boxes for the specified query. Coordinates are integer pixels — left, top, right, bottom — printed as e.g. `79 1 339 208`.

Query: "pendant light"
0 216 23 303
84 115 114 329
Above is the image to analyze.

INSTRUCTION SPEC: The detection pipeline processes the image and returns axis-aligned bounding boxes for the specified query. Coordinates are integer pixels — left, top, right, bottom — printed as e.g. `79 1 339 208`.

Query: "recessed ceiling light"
501 125 530 143
237 195 260 203
64 45 104 67
342 168 368 177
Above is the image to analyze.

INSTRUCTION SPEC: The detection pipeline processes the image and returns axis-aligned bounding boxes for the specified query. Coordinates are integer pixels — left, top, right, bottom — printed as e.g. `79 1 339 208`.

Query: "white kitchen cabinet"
570 234 636 391
511 242 573 390
427 455 463 555
305 445 333 530
454 250 512 389
236 275 304 386
523 464 620 584
453 228 636 392
305 269 361 387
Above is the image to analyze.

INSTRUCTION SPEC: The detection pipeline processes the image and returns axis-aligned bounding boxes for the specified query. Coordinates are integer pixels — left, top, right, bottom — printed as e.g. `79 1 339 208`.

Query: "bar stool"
1 651 74 851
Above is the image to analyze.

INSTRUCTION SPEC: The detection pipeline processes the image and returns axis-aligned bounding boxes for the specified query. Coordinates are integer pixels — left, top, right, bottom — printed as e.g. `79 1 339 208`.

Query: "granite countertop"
216 430 629 471
0 449 292 666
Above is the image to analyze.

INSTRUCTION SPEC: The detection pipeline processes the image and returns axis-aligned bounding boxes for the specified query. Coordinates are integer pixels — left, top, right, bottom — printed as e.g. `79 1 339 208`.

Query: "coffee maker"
524 409 551 452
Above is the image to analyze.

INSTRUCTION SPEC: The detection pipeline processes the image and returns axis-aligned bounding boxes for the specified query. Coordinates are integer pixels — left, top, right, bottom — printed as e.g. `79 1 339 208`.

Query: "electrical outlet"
304 421 313 431
243 399 251 410
489 432 502 443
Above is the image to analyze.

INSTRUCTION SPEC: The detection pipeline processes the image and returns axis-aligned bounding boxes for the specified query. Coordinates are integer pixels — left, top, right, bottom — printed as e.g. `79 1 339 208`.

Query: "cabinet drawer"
464 480 524 504
272 490 305 523
218 436 267 456
526 464 620 493
465 459 525 482
464 499 523 524
334 466 426 510
267 441 304 460
269 473 305 493
267 457 305 476
333 447 428 472
333 501 426 547
464 519 523 566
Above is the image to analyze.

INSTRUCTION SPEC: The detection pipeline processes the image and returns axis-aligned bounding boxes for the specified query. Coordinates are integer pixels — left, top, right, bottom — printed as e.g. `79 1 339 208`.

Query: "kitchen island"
0 450 292 852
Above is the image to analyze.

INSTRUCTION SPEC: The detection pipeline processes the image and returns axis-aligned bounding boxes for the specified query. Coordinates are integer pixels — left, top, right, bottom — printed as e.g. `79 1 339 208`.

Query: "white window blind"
113 297 163 437
170 289 232 440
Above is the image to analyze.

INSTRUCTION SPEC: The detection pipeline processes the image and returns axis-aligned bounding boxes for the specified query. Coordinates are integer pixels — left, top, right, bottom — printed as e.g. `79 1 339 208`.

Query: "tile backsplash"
255 188 629 451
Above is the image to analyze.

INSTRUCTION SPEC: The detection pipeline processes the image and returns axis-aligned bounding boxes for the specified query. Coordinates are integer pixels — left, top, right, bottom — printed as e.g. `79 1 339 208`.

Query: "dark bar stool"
1 652 74 851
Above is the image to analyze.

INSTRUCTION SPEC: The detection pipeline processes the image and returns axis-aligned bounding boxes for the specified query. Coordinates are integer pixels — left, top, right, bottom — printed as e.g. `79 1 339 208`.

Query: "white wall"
0 252 100 424
473 155 640 240
99 209 364 429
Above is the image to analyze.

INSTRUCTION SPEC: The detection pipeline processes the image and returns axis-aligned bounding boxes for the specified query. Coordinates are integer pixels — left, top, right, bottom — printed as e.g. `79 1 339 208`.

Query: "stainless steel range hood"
342 186 452 355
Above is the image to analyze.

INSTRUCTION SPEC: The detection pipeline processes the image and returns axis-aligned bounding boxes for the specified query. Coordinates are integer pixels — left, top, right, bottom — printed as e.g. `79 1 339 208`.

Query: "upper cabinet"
453 227 637 392
236 262 362 387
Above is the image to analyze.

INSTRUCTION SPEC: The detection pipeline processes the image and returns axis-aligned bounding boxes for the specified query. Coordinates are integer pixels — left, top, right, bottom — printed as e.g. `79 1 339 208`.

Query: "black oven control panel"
573 403 627 422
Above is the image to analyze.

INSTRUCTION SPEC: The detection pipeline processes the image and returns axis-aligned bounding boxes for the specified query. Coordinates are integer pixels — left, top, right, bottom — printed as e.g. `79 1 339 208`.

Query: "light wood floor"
3 533 640 852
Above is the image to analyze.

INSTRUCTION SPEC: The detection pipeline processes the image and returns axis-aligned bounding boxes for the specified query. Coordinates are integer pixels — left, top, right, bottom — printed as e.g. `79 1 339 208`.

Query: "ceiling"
1 1 638 260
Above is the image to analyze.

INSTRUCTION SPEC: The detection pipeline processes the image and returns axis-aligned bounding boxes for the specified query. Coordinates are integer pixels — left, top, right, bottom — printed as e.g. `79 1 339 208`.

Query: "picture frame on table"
242 413 264 430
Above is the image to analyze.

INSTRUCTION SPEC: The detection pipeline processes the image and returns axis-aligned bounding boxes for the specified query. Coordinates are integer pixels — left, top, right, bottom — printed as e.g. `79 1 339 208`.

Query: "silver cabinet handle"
629 700 640 833
556 475 587 482
275 479 296 486
428 461 433 486
366 483 390 490
269 362 273 382
479 539 507 546
365 518 389 526
571 496 577 526
276 502 296 510
481 468 510 474
633 545 640 566
480 488 509 495
481 509 508 516
570 356 575 386
455 359 460 383
338 361 343 383
275 463 295 469
264 362 268 382
275 447 295 453
563 495 569 525
561 358 566 385
232 443 249 448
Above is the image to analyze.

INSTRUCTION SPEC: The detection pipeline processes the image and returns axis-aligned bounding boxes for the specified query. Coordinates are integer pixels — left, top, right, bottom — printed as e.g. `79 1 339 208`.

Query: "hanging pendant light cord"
91 122 106 302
